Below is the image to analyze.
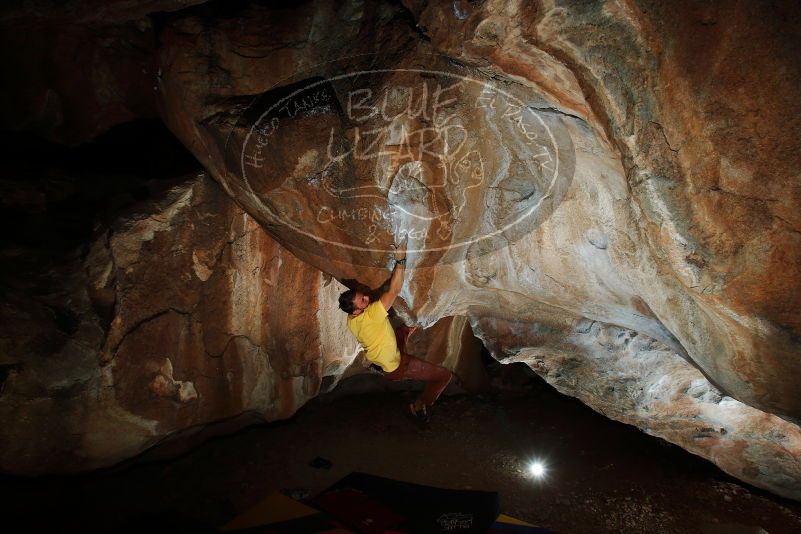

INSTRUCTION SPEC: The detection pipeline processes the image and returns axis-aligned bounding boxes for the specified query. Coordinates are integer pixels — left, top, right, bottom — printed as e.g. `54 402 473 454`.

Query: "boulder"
152 0 801 498
0 174 358 473
1 0 799 501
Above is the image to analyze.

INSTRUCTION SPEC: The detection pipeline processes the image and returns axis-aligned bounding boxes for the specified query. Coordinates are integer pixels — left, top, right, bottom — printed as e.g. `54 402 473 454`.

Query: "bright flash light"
528 461 547 479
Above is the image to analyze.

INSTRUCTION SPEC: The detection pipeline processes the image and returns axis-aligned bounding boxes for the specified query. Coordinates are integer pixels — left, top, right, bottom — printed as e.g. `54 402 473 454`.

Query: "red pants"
384 325 452 406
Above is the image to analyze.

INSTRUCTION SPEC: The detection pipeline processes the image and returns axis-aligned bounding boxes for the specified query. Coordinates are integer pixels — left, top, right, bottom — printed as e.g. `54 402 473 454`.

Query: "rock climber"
338 237 452 427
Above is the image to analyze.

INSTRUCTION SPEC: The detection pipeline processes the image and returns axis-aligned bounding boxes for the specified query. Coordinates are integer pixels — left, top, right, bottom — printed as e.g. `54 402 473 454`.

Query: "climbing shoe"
406 402 430 429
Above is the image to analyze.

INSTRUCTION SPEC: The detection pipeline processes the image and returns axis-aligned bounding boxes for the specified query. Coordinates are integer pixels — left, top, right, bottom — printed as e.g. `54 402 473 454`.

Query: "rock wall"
0 175 355 473
475 317 801 501
0 0 799 501
151 0 801 499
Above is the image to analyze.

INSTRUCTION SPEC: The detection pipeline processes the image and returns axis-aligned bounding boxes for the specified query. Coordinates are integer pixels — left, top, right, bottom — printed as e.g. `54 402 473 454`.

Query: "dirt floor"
2 363 801 533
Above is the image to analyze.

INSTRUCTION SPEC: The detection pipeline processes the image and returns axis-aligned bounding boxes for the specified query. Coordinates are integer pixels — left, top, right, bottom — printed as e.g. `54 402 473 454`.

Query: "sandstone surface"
0 0 799 501
152 0 801 498
0 175 347 473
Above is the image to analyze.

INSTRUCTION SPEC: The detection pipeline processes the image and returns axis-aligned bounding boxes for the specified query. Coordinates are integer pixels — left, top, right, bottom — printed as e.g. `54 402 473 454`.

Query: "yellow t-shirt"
347 301 401 372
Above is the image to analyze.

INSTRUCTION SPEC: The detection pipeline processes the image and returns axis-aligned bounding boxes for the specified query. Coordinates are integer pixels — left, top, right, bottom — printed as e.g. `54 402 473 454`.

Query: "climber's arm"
380 237 407 311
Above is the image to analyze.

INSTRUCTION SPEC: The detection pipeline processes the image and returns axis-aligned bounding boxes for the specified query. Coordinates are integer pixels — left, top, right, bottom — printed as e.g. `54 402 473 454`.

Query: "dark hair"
338 289 357 314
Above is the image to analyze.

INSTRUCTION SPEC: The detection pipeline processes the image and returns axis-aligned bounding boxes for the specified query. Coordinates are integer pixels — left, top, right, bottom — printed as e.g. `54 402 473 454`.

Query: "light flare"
528 461 547 479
